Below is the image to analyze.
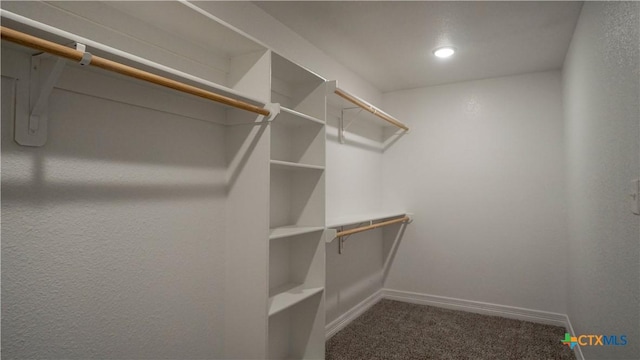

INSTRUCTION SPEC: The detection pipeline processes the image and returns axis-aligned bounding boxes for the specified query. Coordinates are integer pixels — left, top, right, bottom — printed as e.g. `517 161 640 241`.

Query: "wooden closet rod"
334 88 409 131
0 26 271 117
335 216 410 238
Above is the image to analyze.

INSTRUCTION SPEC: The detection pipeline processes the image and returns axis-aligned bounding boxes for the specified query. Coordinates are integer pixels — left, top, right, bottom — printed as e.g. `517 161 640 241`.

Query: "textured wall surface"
1 49 227 359
381 71 568 314
325 118 386 324
563 2 640 359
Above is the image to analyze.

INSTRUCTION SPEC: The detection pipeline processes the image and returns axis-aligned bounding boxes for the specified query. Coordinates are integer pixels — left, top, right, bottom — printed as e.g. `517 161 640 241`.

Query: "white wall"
381 71 568 314
1 48 228 358
563 2 640 359
324 108 387 324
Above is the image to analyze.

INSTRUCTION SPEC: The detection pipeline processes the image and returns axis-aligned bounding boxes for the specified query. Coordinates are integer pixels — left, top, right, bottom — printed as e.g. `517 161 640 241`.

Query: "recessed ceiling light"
433 46 456 58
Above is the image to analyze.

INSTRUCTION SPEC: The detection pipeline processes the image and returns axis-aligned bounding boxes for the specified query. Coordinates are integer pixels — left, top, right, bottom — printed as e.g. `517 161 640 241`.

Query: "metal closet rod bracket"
327 214 413 254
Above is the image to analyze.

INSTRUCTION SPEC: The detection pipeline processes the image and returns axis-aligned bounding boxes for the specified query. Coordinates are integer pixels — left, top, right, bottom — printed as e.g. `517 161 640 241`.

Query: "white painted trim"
382 288 568 327
325 289 383 339
564 314 585 360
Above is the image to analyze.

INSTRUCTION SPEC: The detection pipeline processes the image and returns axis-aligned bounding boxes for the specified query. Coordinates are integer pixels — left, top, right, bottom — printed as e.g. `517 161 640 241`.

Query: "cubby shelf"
269 226 325 240
270 159 325 171
279 106 325 126
271 52 325 121
268 283 324 316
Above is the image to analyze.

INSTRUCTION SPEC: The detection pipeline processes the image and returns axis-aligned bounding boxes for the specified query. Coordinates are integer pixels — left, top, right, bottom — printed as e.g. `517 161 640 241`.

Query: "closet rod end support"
405 213 414 224
264 102 280 122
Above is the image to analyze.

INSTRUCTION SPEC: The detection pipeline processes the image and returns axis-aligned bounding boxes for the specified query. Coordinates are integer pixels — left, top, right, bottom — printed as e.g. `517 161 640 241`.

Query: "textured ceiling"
254 1 583 92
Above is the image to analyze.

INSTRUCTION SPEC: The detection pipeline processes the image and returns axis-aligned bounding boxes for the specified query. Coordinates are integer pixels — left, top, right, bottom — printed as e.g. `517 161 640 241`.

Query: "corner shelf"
268 283 324 316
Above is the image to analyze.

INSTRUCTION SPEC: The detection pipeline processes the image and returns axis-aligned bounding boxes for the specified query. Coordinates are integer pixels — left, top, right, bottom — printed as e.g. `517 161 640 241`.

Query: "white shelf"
278 107 325 126
326 81 405 130
269 226 324 240
2 2 272 107
327 211 408 228
270 160 325 171
268 283 324 316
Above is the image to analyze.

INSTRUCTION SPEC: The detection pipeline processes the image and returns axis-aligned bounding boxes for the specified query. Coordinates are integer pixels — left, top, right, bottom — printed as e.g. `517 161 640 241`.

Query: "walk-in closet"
1 2 638 360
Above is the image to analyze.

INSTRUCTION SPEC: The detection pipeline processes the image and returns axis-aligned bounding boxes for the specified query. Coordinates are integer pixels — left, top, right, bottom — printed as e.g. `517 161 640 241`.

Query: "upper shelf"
326 212 412 245
0 2 272 106
326 80 408 131
327 211 409 228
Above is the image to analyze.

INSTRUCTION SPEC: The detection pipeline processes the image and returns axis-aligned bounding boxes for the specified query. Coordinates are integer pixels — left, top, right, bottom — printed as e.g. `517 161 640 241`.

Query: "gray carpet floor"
326 299 577 360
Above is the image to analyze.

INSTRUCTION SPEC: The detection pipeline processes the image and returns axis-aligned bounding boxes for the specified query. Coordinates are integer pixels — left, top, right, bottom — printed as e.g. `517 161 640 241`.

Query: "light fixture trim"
433 46 456 58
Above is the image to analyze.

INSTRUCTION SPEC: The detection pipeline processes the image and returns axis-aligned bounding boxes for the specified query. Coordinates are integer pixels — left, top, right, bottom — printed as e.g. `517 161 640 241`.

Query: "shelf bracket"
330 215 413 254
17 42 89 147
336 222 368 254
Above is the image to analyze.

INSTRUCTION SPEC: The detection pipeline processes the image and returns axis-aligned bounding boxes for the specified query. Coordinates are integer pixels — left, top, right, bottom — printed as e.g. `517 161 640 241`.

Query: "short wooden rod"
334 88 409 131
336 216 409 238
0 26 270 116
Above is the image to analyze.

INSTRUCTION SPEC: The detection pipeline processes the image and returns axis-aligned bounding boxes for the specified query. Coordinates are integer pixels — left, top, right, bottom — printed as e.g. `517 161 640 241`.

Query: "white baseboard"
326 288 583 360
382 288 568 327
325 289 383 339
564 314 585 360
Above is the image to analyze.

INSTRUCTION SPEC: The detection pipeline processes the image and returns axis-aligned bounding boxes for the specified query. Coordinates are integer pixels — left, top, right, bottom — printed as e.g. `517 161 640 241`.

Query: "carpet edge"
381 288 567 327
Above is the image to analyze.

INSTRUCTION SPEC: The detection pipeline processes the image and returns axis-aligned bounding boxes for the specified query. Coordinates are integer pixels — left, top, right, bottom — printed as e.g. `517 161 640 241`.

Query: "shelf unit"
268 55 326 360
